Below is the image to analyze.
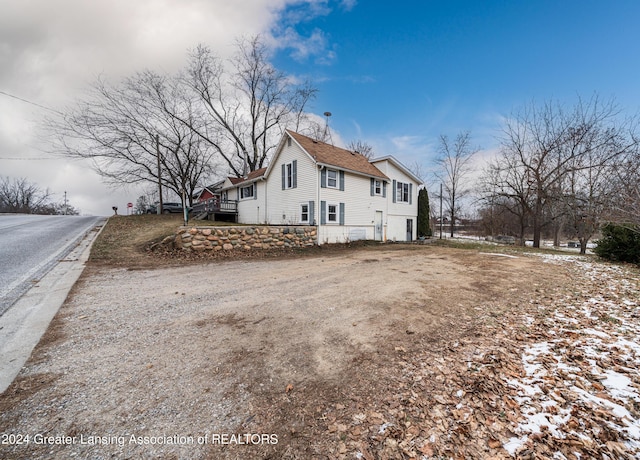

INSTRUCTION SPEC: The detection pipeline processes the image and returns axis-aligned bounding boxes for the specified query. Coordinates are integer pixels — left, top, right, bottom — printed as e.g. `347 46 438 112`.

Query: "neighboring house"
193 180 224 203
220 130 422 244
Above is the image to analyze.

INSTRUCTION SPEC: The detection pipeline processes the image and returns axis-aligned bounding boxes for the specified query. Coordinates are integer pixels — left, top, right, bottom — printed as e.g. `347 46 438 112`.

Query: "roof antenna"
323 111 334 146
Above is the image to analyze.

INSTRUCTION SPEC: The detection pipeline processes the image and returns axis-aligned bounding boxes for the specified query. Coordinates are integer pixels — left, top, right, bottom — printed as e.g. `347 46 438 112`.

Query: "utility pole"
63 191 68 215
182 188 188 226
156 134 163 215
439 182 443 239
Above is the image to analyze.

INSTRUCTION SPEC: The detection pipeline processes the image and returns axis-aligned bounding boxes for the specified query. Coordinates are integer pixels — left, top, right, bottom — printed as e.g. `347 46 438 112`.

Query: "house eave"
316 162 389 182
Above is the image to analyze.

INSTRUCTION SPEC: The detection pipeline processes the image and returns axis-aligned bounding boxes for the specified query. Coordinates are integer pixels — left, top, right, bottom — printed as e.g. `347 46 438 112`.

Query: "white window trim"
240 184 254 200
374 180 383 196
396 181 410 203
326 169 338 189
285 162 294 189
327 202 338 224
300 203 309 223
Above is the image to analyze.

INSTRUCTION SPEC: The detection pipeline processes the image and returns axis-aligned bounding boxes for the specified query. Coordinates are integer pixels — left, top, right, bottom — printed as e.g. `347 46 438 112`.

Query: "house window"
285 163 293 189
240 184 254 199
374 180 382 196
396 181 410 203
281 160 297 189
327 169 338 188
300 204 309 223
327 203 338 223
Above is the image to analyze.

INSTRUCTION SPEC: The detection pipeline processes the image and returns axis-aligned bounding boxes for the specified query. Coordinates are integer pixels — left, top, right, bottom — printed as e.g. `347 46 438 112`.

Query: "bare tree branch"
46 71 216 203
184 35 318 176
434 131 479 237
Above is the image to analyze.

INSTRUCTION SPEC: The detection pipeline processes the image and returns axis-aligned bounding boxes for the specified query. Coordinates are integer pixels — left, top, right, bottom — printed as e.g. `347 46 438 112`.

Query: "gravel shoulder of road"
0 221 105 393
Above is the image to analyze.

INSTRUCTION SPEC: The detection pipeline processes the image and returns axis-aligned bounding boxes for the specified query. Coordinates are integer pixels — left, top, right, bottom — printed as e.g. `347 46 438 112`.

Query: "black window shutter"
392 180 397 203
339 203 345 225
281 164 286 190
309 201 315 225
320 200 326 224
321 169 327 188
370 178 375 196
339 171 345 191
292 160 297 188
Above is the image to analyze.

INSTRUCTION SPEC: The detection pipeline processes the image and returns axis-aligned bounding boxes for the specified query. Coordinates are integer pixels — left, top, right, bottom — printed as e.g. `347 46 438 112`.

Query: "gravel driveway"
1 245 637 459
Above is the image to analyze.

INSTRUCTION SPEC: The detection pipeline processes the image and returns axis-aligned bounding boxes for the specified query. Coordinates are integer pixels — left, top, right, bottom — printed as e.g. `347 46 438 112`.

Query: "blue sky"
273 1 640 162
1 0 639 215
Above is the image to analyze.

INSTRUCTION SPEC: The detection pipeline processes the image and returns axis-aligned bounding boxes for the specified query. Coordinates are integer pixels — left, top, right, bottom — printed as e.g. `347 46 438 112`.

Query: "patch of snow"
503 436 526 456
602 370 638 400
579 328 610 338
571 386 640 439
378 422 393 434
479 252 519 258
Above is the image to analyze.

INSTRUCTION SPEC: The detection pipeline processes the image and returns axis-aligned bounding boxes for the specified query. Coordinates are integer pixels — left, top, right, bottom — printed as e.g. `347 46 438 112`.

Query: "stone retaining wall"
173 225 317 251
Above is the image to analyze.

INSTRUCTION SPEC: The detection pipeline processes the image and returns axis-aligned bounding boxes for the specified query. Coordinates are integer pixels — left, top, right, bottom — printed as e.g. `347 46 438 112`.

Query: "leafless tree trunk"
184 35 317 176
480 157 532 245
435 131 478 237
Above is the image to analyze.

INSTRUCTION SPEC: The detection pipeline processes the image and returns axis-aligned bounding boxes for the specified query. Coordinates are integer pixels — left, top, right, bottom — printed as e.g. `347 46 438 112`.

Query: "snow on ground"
504 254 640 458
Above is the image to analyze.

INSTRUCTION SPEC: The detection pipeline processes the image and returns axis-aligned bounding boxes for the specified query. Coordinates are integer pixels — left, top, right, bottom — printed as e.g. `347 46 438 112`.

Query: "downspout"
263 177 267 224
317 164 323 245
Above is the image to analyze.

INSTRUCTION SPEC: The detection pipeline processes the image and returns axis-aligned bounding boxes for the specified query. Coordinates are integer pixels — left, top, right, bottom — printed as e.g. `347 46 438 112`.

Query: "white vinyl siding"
236 181 265 224
372 159 419 241
266 139 317 225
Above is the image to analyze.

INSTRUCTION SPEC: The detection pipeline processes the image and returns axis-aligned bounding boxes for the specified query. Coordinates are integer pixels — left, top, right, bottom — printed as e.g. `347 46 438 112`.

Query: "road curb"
0 219 106 393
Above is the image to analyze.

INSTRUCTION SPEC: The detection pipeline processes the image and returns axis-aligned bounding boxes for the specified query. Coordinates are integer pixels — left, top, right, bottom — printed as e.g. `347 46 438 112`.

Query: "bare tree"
48 71 216 205
479 155 533 244
490 96 638 248
347 140 374 159
562 152 616 254
184 35 317 175
0 176 53 214
435 131 478 237
608 149 640 230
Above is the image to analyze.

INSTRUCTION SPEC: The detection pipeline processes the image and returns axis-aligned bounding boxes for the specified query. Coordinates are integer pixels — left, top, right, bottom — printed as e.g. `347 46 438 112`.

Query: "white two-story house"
220 130 422 244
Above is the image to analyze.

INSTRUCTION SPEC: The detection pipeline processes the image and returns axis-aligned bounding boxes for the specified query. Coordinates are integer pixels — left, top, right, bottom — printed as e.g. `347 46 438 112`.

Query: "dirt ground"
1 233 638 459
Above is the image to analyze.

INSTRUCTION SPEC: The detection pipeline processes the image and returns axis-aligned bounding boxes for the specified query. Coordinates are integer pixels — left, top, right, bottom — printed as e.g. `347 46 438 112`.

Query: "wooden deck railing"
191 198 238 215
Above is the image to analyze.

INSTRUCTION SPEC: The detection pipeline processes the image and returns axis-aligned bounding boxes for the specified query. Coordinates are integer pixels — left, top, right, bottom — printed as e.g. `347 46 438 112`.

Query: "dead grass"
89 214 395 268
88 214 182 267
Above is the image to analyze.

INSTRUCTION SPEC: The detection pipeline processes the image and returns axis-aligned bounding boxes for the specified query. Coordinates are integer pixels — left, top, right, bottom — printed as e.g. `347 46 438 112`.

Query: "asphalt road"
0 214 104 316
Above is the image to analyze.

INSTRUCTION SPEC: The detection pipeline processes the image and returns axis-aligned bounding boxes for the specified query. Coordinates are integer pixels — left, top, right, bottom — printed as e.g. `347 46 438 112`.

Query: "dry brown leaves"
290 254 640 460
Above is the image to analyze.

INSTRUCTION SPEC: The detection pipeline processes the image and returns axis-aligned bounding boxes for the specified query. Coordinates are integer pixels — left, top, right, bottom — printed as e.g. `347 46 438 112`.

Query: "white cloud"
0 0 341 215
340 0 357 11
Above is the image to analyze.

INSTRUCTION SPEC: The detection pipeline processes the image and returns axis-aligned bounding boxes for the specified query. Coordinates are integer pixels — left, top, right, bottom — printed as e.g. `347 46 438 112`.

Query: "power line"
0 90 63 115
0 157 57 160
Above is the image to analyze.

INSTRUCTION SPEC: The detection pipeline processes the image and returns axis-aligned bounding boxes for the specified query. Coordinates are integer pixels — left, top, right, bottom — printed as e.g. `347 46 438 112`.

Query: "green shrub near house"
594 224 640 265
417 188 432 238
